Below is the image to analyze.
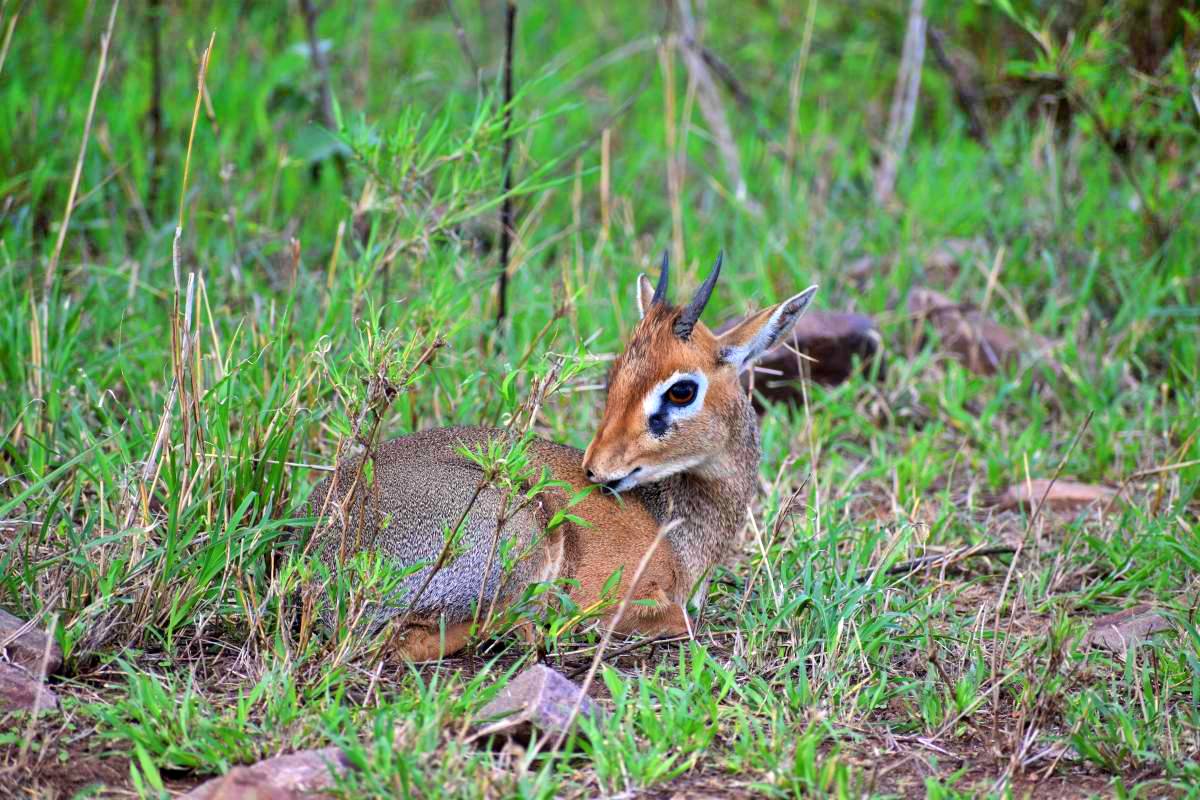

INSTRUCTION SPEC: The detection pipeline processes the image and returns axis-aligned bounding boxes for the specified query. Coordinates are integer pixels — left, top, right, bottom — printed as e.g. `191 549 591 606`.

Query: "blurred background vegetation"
1 0 1198 796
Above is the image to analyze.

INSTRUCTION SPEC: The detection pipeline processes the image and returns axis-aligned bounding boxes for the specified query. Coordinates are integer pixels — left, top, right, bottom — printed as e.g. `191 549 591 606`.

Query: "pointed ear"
717 286 818 373
636 273 656 318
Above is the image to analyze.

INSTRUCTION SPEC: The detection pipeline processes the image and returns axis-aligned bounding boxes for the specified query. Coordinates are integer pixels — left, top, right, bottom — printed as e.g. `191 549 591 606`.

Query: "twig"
305 339 443 660
926 26 988 146
95 124 153 236
174 31 215 291
388 479 488 633
563 633 679 680
873 0 925 206
696 44 751 109
147 0 165 213
495 0 516 325
736 481 807 618
202 452 335 472
879 663 1024 777
443 0 479 85
1013 21 1170 245
1070 90 1168 245
1104 457 1200 517
675 0 759 213
298 0 337 133
659 40 684 271
297 0 349 192
43 0 120 300
861 544 1016 582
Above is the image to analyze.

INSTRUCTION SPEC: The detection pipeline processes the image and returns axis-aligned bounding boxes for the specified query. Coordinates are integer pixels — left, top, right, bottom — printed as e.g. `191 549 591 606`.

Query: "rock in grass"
0 663 58 714
908 286 1059 377
1083 604 1172 655
716 309 882 405
182 747 350 800
986 479 1119 512
476 664 598 741
908 287 1018 375
0 609 63 676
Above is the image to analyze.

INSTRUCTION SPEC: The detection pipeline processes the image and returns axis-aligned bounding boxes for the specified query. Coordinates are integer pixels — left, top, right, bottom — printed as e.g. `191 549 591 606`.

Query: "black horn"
674 251 723 339
651 249 670 306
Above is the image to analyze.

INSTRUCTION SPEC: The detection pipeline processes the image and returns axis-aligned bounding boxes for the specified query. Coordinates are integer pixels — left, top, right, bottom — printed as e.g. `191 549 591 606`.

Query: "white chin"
603 477 640 495
618 460 698 490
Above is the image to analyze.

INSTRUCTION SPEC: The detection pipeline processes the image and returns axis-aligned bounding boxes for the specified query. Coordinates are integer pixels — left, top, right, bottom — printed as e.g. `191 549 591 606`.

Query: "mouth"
597 466 642 495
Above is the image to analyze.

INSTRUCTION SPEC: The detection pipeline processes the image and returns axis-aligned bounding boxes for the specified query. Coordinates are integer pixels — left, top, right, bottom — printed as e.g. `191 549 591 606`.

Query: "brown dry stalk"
147 0 165 211
659 40 685 273
297 0 336 133
927 26 988 146
174 31 216 291
120 33 215 529
388 478 488 634
785 0 819 177
95 123 153 235
326 339 445 561
0 1 26 81
1106 457 1200 516
874 0 926 206
42 0 119 300
474 359 572 636
305 338 444 661
390 355 568 655
737 467 806 620
564 633 679 680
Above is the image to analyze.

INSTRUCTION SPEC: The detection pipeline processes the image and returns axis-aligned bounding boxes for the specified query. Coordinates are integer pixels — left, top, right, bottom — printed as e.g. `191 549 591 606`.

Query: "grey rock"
717 309 883 407
986 479 1120 513
0 609 63 676
0 662 59 714
182 747 351 800
1084 605 1172 655
477 664 598 741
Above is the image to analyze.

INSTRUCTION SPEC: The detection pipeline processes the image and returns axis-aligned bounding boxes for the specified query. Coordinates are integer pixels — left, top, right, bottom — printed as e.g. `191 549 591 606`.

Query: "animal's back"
309 427 563 623
310 426 686 649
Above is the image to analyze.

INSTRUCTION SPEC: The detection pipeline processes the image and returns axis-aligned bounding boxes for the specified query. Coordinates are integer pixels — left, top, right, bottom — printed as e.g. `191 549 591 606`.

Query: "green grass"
1 0 1198 797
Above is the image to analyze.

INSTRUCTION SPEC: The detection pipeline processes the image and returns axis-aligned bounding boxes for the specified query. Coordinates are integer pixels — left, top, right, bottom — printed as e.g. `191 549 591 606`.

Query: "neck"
635 399 760 594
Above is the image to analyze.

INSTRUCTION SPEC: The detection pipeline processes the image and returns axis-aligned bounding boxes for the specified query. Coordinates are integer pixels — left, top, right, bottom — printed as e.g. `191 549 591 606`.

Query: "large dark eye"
665 380 697 406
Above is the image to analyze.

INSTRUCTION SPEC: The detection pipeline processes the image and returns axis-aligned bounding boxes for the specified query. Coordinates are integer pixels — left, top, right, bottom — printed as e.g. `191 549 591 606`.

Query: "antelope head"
582 252 817 493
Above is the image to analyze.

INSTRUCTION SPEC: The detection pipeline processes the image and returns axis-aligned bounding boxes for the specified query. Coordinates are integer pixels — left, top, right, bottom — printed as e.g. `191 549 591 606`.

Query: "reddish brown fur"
313 267 816 662
585 303 740 483
389 438 689 661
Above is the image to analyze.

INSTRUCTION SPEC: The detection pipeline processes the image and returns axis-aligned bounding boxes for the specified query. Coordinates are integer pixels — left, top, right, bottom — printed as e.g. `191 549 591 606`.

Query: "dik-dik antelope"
310 253 817 660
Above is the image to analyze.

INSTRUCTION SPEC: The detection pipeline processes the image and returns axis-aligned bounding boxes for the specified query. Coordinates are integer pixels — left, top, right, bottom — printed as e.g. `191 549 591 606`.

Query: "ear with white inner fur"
717 285 818 373
636 274 656 319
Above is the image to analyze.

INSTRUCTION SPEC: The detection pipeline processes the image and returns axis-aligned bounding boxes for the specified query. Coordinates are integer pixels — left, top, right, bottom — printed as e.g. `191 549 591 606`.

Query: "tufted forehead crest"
607 302 720 398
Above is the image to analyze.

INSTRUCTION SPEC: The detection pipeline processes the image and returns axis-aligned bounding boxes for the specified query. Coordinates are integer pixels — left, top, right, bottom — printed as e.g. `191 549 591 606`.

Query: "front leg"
388 619 475 662
608 585 691 639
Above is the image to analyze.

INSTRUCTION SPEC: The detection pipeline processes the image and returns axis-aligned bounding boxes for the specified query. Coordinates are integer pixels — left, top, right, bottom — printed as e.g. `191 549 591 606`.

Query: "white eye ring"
642 371 708 421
